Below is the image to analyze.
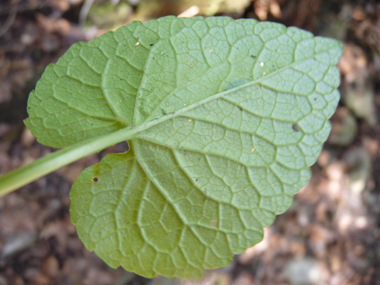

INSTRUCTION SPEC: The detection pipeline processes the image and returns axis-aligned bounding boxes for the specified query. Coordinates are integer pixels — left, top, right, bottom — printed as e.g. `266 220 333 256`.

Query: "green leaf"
26 16 342 279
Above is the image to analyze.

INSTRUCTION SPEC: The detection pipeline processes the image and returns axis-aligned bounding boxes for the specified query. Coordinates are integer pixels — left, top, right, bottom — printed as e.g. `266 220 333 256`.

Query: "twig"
0 1 18 38
79 0 95 28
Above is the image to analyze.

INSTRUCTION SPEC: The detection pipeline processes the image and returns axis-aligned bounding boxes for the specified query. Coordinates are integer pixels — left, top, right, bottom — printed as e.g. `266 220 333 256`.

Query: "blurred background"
0 0 379 284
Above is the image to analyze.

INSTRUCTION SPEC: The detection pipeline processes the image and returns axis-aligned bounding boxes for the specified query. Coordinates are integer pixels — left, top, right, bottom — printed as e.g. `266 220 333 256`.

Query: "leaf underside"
25 16 342 279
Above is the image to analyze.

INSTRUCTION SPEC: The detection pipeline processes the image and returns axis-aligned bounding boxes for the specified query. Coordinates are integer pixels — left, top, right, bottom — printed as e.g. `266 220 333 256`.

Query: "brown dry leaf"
350 4 380 54
269 0 281 18
53 0 70 11
253 0 281 20
36 13 71 35
42 255 60 279
362 137 379 157
21 127 36 147
351 6 367 21
288 239 306 256
253 0 269 20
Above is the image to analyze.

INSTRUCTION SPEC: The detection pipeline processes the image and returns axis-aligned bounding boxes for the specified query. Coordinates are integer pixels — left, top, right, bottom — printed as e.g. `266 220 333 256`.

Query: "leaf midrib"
121 51 322 141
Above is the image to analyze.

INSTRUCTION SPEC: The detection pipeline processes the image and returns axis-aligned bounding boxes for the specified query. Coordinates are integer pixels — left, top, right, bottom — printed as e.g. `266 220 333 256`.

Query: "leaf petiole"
0 127 135 197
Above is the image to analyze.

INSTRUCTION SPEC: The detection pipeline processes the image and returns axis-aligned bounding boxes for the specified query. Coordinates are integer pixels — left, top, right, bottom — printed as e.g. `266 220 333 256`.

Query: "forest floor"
0 0 379 284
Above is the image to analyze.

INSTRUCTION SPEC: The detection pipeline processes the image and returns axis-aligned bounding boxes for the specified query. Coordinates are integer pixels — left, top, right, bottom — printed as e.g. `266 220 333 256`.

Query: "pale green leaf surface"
25 16 203 147
26 16 342 279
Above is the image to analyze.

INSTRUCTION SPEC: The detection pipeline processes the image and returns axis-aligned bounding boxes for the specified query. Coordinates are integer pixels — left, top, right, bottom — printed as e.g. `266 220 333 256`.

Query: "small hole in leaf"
211 220 217 228
113 141 129 153
93 177 99 182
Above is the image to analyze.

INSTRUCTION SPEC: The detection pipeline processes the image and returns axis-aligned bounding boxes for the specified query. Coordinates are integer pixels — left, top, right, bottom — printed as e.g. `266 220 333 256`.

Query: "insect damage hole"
211 220 217 228
92 177 99 182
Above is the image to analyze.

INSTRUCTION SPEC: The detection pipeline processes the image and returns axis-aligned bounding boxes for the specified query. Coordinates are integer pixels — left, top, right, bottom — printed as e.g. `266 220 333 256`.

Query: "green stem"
0 127 135 197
